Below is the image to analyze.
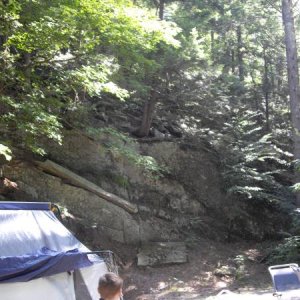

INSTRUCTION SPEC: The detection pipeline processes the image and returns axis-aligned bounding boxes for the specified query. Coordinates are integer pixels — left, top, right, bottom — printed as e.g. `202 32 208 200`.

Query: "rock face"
3 163 139 244
2 128 288 244
140 141 224 212
2 130 228 244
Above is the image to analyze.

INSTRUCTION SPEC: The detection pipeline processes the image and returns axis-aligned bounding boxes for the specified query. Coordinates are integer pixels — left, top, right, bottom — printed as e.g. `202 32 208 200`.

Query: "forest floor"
118 239 276 300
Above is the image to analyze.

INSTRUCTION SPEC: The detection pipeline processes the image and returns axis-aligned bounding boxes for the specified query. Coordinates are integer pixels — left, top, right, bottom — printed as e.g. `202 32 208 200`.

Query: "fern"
268 237 300 264
221 109 293 208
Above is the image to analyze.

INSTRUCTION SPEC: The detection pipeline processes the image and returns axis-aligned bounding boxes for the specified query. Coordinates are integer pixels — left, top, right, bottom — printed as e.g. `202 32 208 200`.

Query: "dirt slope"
119 240 274 300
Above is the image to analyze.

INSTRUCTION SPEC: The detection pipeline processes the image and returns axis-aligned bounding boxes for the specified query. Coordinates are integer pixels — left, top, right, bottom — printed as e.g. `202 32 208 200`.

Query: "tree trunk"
210 30 215 60
263 48 270 131
231 49 235 74
237 26 244 81
282 0 300 204
0 0 8 50
159 0 165 20
276 57 285 93
264 91 270 131
35 160 138 214
222 45 231 74
23 52 32 84
0 35 7 49
136 90 159 138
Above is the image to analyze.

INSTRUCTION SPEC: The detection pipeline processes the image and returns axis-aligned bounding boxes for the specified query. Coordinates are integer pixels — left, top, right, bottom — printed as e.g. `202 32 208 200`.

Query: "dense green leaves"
0 143 12 161
0 0 179 153
0 0 299 240
268 236 300 264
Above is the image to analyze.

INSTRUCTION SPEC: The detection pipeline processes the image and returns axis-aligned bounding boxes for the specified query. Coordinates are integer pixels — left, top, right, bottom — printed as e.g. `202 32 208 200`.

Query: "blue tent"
0 202 107 300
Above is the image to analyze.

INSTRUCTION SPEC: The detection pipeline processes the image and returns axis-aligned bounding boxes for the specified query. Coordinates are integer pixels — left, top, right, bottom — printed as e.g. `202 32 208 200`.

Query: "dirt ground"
74 224 275 300
117 239 275 300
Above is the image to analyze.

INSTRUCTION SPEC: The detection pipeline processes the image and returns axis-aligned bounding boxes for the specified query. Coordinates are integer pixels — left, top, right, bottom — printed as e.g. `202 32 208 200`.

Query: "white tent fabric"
76 263 107 300
0 272 76 300
0 205 107 300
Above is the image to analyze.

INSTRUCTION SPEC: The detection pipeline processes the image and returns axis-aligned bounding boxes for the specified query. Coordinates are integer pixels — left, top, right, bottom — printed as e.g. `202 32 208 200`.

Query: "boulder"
137 242 187 266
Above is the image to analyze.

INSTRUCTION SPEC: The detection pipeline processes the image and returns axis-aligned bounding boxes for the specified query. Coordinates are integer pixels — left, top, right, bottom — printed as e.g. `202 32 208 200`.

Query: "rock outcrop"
2 128 286 244
2 129 228 244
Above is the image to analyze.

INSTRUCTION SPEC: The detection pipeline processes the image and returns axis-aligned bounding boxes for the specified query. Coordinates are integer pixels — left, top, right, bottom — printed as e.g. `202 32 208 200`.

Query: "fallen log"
35 159 138 214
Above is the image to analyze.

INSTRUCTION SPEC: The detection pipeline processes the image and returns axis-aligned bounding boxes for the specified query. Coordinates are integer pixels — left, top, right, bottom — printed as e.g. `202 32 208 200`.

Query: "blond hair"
98 272 123 299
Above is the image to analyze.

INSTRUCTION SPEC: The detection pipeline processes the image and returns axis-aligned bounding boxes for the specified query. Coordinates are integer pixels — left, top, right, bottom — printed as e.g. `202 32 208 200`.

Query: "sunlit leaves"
0 94 62 154
0 0 180 154
0 144 12 161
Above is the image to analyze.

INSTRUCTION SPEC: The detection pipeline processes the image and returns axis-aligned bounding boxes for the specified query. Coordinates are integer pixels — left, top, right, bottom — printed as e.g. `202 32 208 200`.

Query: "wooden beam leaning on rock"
35 159 138 214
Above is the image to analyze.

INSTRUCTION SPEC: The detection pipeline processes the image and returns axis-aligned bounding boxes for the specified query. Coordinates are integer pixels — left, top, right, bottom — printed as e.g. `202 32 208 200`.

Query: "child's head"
98 272 123 299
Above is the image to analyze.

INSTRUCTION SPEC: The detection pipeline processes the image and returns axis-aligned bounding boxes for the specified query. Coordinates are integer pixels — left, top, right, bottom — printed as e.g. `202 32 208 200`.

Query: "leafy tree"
281 0 300 205
0 0 178 153
1 0 300 240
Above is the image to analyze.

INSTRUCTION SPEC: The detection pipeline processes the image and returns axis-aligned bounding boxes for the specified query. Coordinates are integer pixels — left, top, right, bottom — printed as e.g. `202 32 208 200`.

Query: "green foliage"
66 62 129 100
222 110 293 207
0 0 297 240
0 94 62 155
86 127 168 178
0 144 12 161
268 236 300 264
111 174 130 189
289 211 300 236
0 0 180 154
